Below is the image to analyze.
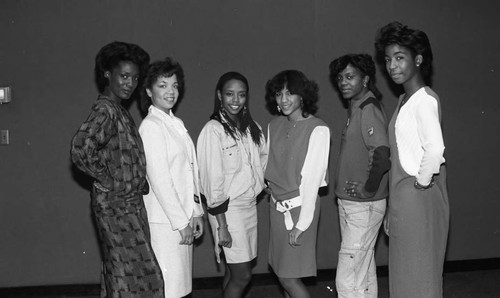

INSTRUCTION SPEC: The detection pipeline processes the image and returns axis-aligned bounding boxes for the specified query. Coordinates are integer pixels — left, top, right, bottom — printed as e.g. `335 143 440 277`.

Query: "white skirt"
208 196 257 264
149 222 193 298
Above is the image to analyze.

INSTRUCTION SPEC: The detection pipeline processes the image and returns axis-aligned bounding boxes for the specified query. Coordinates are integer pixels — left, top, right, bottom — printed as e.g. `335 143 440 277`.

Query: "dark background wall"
0 0 498 287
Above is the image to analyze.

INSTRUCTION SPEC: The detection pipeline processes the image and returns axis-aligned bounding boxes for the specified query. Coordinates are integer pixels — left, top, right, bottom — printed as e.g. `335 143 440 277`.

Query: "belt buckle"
280 200 290 209
276 200 290 213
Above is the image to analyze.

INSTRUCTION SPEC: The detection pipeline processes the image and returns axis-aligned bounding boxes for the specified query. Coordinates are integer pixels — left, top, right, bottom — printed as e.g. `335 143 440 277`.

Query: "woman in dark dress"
71 41 164 298
264 70 330 298
375 22 449 298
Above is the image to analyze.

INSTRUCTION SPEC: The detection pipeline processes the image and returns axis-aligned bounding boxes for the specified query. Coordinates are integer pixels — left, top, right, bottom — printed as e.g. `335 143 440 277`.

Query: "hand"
383 215 389 236
264 186 272 195
288 227 303 247
179 224 194 245
93 181 111 192
344 181 373 199
191 216 204 239
217 225 232 248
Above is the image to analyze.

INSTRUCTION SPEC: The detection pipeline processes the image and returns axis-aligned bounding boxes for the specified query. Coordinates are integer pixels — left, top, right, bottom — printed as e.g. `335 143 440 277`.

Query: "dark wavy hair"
374 21 434 85
210 71 263 146
329 54 382 99
140 57 185 113
94 41 150 93
265 70 319 117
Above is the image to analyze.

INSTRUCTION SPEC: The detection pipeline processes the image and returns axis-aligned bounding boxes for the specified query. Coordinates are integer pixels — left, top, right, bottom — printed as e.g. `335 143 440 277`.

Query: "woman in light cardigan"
375 21 449 298
139 57 204 298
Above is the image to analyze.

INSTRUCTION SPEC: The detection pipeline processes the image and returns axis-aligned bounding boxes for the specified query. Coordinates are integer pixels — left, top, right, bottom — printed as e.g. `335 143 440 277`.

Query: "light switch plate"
1 130 9 145
0 87 12 104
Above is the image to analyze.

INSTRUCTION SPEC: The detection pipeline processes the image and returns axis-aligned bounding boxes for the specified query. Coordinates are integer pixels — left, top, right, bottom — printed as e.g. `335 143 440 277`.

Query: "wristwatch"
414 177 434 190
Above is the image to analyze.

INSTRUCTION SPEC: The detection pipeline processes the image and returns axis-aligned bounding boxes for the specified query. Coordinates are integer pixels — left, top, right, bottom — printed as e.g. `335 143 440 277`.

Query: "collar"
149 105 174 119
350 91 376 110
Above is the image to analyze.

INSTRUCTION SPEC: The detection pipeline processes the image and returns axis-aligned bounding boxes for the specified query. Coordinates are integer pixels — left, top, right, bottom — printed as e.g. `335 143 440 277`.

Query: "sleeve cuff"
207 198 230 215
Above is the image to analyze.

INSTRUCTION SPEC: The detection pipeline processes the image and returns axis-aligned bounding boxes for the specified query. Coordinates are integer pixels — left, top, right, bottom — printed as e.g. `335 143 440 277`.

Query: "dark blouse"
71 95 148 198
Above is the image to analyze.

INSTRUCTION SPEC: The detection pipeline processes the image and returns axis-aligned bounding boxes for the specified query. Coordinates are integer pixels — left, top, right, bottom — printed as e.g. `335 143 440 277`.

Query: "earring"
363 82 367 88
219 102 225 113
277 105 281 113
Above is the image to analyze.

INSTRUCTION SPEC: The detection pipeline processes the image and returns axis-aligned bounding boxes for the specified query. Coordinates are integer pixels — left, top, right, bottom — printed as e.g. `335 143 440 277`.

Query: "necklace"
286 121 298 139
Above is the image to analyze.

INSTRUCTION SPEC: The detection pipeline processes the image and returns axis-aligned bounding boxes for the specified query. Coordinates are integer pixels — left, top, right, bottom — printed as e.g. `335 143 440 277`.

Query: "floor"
2 268 500 297
191 269 500 298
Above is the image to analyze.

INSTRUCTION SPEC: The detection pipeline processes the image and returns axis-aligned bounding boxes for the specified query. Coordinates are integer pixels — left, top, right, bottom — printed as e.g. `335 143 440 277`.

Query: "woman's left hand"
191 216 204 239
289 227 303 247
344 181 373 199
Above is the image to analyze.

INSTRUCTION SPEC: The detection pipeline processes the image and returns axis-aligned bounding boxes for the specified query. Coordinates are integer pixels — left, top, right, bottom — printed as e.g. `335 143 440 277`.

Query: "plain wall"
0 0 499 287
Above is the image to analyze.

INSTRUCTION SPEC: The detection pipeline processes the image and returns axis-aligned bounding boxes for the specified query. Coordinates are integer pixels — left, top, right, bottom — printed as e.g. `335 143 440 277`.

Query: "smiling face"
275 86 302 121
146 74 179 114
218 79 247 122
336 64 369 101
384 44 422 87
104 61 140 103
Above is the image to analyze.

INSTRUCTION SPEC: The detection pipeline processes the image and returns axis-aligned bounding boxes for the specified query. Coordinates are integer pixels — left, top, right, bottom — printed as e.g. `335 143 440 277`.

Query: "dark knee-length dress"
387 94 449 298
71 95 164 297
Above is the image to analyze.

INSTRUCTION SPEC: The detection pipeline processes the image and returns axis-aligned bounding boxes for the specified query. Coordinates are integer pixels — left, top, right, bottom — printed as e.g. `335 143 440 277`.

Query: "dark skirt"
268 197 320 278
91 188 164 298
388 109 449 298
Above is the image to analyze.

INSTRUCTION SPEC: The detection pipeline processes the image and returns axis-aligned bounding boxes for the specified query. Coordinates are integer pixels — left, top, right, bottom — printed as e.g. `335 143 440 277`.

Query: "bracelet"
414 178 434 190
217 224 228 231
93 181 110 192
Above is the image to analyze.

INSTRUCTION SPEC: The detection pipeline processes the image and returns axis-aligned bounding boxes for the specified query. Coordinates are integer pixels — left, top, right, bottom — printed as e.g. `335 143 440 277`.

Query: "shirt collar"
149 105 174 119
351 91 375 109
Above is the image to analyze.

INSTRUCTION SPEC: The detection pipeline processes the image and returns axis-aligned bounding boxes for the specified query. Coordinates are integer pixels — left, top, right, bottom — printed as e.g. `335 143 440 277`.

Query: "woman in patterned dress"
70 41 164 298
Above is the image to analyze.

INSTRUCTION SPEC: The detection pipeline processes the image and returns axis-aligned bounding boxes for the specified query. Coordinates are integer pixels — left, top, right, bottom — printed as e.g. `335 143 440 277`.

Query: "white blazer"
139 106 203 230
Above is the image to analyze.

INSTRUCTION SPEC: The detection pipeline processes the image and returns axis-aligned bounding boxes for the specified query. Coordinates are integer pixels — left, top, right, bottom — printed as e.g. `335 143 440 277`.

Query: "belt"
272 196 302 230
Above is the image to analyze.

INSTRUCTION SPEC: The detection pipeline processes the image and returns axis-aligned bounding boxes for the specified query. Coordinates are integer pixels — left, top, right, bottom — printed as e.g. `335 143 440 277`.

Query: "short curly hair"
329 54 381 99
265 70 319 116
374 21 433 84
140 57 185 113
94 41 150 93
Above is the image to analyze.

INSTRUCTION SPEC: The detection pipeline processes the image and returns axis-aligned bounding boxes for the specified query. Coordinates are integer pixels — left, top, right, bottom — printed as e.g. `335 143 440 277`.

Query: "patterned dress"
71 95 164 298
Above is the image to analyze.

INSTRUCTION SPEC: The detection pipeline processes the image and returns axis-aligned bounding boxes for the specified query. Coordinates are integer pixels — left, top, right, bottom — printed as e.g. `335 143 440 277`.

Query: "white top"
267 125 330 231
197 119 268 210
139 106 204 230
395 87 445 185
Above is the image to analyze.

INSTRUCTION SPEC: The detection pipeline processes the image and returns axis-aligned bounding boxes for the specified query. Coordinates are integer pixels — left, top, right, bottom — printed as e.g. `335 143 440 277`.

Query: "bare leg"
278 277 310 298
222 261 252 298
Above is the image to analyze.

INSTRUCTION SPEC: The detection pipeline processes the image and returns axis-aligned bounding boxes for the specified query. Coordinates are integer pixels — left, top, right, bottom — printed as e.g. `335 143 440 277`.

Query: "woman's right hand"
218 226 232 248
383 215 389 236
179 224 194 245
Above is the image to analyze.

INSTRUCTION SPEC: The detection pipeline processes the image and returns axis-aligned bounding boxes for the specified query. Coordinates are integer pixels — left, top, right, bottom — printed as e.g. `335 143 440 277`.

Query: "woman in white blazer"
139 57 204 298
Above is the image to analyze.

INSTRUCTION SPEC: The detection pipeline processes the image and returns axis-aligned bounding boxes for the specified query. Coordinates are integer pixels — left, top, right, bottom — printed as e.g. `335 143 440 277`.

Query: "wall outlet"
1 130 9 145
0 87 12 104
